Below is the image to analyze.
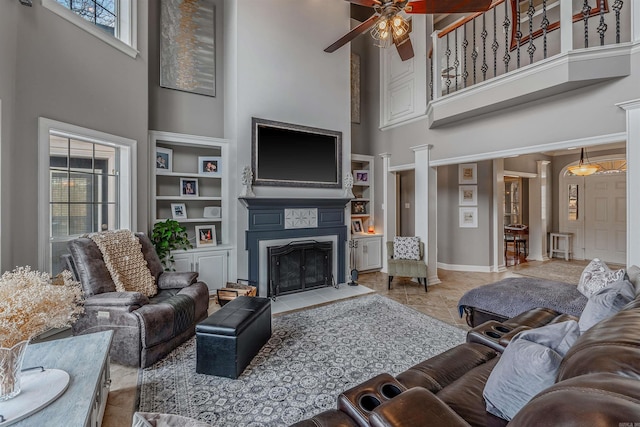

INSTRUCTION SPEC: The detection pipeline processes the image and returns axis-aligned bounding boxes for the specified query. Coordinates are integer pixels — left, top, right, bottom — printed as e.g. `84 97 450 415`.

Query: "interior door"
584 175 626 264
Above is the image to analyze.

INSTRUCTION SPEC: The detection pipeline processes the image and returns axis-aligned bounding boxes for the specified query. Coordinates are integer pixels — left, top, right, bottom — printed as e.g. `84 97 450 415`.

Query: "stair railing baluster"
597 0 607 45
445 32 451 94
582 0 592 48
503 0 511 73
462 22 469 88
541 0 549 58
454 28 459 92
481 13 488 80
613 1 624 44
516 2 522 68
472 18 478 84
527 0 536 64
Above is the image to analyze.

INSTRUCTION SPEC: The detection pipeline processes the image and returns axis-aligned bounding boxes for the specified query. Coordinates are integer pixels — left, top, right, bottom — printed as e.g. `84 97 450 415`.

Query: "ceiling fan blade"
345 0 381 7
405 0 493 14
395 37 414 61
324 14 379 53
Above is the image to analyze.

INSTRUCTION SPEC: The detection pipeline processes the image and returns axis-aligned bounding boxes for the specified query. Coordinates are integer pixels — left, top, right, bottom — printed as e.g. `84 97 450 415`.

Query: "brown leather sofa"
292 297 640 426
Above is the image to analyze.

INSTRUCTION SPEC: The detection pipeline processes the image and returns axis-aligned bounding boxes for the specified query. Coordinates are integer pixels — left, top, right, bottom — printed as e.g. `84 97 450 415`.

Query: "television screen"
252 118 342 188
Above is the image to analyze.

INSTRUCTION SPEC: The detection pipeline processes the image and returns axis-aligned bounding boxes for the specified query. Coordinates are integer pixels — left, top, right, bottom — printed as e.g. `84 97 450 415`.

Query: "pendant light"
567 148 600 176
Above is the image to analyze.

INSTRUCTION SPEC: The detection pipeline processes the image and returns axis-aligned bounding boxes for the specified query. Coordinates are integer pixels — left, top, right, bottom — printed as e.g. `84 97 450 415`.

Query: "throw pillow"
577 258 626 298
483 320 581 421
393 237 420 260
578 279 635 333
626 265 640 295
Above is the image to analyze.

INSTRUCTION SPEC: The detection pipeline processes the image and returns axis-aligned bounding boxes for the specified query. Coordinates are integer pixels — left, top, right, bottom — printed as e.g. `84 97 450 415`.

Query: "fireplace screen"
268 241 333 298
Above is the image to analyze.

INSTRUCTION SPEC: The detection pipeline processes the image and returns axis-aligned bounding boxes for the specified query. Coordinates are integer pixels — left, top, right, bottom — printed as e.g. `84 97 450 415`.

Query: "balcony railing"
429 0 629 101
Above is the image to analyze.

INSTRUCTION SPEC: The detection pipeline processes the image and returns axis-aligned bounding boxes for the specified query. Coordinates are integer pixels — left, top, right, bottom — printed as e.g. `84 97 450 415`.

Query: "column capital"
379 152 392 159
411 144 433 152
617 99 640 111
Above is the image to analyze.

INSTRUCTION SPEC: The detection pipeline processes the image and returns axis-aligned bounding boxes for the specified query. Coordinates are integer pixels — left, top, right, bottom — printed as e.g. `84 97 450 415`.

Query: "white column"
379 152 393 272
493 158 506 272
528 160 551 261
617 99 640 266
560 1 573 53
412 144 439 285
633 0 640 43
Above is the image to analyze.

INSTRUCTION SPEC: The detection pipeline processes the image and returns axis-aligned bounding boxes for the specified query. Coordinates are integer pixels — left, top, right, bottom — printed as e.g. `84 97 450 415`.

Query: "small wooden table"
216 282 257 306
550 232 572 261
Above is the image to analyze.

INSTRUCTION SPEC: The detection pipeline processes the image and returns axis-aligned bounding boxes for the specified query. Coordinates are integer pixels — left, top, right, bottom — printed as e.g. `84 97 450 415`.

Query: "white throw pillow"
626 265 640 295
393 237 420 260
577 258 626 298
578 279 635 333
483 320 581 421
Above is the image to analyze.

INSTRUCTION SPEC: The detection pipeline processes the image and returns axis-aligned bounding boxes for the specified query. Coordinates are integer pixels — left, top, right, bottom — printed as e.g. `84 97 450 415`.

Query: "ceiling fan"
325 0 493 61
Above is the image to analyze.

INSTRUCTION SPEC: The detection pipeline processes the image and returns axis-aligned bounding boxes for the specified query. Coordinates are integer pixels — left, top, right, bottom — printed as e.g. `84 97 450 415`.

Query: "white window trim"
38 117 137 272
41 0 139 59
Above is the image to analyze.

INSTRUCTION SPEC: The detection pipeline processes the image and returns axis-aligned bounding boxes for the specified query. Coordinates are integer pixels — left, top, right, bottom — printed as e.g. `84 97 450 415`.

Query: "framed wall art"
155 147 172 173
459 185 478 206
459 207 478 228
171 203 187 219
351 218 364 234
353 170 369 185
459 163 477 184
198 156 221 176
180 178 198 196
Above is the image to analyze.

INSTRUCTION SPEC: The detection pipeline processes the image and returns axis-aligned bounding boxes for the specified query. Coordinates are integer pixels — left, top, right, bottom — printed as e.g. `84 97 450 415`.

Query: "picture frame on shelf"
156 147 172 173
198 156 222 176
351 218 364 234
459 207 478 228
458 185 478 206
203 206 222 218
458 163 477 184
171 203 187 219
195 225 217 248
180 178 198 196
353 170 369 185
352 201 366 214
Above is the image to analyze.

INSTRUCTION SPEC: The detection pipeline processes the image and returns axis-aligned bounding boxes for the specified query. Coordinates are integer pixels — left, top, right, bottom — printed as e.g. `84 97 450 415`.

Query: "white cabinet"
354 235 382 271
172 249 229 293
351 154 376 233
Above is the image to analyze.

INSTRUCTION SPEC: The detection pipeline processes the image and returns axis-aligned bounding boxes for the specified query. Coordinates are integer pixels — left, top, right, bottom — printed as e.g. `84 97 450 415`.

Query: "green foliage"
151 219 192 270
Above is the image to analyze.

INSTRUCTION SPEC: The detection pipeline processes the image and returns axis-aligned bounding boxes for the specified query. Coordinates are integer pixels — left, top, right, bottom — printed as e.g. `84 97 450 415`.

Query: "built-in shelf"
155 196 223 201
154 218 223 223
156 171 222 179
351 154 375 233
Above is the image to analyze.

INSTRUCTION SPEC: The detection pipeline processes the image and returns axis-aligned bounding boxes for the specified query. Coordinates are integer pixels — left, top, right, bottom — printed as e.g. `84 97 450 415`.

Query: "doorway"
396 170 415 236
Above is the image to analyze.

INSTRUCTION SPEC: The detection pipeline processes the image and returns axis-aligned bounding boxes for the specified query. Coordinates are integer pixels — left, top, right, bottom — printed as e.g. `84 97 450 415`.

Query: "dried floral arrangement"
0 266 84 348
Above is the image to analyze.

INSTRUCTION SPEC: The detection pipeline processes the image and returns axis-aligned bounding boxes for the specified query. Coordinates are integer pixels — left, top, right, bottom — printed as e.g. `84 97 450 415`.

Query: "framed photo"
459 185 478 206
203 206 222 218
353 170 369 185
458 163 477 184
198 156 222 176
459 207 478 228
155 147 172 173
171 203 187 219
352 201 366 214
195 225 217 248
180 178 199 196
351 218 364 234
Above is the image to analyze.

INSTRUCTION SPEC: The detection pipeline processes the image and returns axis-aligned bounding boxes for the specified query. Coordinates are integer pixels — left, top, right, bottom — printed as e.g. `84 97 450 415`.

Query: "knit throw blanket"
87 230 157 297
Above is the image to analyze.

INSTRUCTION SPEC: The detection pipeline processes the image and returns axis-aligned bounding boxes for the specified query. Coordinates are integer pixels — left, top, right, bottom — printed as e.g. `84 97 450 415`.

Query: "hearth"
268 240 334 298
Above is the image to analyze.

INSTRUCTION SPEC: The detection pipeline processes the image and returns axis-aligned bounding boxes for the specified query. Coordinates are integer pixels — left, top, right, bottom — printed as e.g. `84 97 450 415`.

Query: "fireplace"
268 241 333 298
241 197 350 297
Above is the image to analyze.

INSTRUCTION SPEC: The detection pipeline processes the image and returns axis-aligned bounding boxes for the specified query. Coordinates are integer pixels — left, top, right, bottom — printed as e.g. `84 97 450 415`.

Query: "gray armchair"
64 232 209 368
386 241 428 292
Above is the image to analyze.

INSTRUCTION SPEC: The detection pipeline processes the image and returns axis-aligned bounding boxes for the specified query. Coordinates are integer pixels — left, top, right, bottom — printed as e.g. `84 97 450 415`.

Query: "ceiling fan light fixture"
370 13 408 48
567 148 600 176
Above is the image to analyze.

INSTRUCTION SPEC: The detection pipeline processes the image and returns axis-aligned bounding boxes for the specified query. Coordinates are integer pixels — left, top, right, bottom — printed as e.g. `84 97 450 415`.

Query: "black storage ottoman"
196 296 272 378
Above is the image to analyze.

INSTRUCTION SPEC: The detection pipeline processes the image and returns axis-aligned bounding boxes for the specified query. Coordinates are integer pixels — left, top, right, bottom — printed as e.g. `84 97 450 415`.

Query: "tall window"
43 0 136 57
39 119 136 274
56 0 118 36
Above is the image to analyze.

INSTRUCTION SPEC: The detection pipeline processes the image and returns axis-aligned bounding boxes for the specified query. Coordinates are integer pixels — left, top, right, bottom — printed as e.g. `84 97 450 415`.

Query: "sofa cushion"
577 258 626 298
482 320 581 421
578 279 635 333
393 237 420 260
626 265 640 295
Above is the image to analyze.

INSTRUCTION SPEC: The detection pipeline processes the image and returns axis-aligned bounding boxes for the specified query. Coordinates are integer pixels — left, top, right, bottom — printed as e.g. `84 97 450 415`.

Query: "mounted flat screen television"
251 118 342 188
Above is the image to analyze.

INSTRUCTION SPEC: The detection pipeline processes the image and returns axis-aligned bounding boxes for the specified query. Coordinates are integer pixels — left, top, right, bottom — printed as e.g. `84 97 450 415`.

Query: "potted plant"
151 219 192 270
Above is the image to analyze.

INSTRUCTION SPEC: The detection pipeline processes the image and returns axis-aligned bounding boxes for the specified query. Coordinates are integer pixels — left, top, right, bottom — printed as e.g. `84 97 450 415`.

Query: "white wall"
226 0 352 280
0 1 149 269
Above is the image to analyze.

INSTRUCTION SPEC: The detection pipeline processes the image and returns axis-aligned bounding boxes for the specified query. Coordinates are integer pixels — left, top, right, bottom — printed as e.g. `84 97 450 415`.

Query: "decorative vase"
0 340 29 401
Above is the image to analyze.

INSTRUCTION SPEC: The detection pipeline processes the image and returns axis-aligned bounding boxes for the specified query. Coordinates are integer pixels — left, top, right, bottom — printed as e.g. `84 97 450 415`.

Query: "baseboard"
437 262 493 273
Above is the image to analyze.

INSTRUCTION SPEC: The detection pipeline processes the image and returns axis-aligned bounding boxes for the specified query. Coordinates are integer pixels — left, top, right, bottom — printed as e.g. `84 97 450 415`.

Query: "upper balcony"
425 0 637 127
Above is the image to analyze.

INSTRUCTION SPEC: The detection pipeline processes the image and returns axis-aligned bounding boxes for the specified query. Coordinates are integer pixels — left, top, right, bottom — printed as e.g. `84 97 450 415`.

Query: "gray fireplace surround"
240 198 350 297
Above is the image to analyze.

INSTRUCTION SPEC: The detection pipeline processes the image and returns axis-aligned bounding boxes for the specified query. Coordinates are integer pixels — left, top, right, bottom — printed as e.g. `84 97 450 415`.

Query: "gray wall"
0 1 149 270
0 2 19 271
148 0 225 136
350 23 370 156
437 160 493 267
398 170 415 236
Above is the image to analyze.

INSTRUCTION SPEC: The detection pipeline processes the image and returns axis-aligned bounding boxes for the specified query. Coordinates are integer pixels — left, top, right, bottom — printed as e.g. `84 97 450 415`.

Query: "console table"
549 232 572 261
3 331 112 427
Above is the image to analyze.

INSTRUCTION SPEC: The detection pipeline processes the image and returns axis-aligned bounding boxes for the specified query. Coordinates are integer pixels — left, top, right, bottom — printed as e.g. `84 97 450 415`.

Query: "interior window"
56 0 117 35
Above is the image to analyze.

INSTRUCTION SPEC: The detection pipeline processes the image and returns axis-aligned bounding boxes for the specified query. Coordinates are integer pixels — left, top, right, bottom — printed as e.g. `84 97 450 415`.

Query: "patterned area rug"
137 294 466 426
513 260 588 284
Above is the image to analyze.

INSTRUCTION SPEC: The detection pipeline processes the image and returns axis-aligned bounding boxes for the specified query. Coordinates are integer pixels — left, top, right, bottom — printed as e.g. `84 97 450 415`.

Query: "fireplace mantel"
242 197 350 296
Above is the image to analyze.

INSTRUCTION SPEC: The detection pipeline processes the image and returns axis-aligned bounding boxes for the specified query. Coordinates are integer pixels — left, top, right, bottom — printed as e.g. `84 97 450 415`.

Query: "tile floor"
102 261 569 426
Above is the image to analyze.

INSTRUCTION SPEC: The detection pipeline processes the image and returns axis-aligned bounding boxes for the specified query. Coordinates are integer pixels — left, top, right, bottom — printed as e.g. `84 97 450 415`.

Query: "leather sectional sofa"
292 294 640 426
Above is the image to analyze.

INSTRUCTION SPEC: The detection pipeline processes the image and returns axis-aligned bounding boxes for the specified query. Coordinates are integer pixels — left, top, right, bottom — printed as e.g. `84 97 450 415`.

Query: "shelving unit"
350 154 382 271
149 130 234 293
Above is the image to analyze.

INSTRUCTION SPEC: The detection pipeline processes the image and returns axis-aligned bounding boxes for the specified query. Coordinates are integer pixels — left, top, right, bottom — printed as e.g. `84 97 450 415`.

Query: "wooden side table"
550 232 572 261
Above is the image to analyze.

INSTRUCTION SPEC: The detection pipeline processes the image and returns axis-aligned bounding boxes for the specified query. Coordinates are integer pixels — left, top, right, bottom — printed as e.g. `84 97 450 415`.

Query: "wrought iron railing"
429 0 628 101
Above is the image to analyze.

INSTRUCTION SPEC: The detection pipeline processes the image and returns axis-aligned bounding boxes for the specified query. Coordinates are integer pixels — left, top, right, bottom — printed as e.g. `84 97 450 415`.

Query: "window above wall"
42 0 138 58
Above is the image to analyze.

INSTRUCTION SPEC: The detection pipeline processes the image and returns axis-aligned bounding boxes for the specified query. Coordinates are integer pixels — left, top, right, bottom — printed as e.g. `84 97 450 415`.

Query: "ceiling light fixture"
370 11 409 49
567 148 600 176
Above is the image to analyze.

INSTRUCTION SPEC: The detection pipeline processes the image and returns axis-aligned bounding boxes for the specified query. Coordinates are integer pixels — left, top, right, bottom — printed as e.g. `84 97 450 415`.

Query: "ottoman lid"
197 296 271 336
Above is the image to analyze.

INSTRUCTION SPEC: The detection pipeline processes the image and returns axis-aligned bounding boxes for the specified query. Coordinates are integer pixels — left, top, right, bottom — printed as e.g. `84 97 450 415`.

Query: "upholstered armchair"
64 232 209 368
386 240 428 292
